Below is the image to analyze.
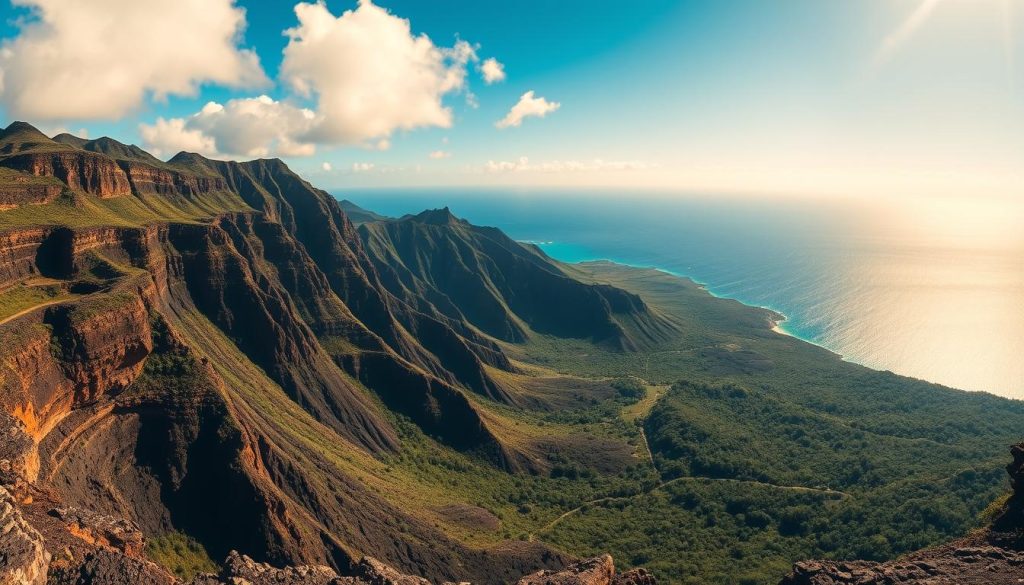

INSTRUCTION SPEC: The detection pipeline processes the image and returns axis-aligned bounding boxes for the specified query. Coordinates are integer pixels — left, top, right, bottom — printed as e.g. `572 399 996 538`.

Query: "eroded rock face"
47 548 174 585
199 551 341 585
185 552 435 585
0 485 49 585
119 162 228 198
780 545 1024 585
515 555 615 585
48 507 145 557
1 152 131 198
0 181 63 211
351 556 432 585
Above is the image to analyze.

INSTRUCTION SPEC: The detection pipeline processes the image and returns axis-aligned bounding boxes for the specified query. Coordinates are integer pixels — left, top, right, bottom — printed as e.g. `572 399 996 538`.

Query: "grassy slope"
0 189 252 230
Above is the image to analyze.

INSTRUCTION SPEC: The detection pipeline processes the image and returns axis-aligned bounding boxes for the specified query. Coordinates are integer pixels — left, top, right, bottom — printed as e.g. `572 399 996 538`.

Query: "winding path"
527 382 851 542
0 298 69 326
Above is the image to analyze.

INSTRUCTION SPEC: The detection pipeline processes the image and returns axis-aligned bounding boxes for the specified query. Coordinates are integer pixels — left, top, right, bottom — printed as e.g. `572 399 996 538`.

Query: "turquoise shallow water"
341 188 1024 398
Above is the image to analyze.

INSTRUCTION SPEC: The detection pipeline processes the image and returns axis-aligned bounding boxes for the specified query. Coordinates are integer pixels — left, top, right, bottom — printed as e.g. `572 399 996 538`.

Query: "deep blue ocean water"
340 188 1024 398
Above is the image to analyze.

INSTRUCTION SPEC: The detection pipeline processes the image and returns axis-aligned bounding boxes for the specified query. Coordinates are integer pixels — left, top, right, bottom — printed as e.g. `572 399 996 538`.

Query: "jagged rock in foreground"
48 549 175 585
779 443 1024 585
187 551 650 585
782 542 1024 584
514 555 656 585
0 485 48 585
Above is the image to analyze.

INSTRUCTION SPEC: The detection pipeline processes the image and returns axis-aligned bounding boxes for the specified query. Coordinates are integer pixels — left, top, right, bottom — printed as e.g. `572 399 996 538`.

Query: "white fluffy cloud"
480 58 506 84
137 0 500 159
139 96 316 159
352 162 375 172
280 0 479 145
428 150 452 159
139 118 218 158
0 0 266 120
485 157 656 173
495 91 560 129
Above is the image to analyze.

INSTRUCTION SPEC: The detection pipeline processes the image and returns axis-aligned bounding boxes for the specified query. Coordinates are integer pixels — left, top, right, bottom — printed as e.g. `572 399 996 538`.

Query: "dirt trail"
0 298 68 326
528 383 850 542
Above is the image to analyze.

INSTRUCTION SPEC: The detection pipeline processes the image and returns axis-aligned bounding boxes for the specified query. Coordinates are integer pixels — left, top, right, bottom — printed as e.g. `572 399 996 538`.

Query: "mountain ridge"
0 121 672 583
1 121 1022 585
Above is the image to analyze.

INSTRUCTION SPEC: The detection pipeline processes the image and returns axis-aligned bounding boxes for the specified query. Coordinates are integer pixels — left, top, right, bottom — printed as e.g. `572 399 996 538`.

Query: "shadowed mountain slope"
0 121 671 583
358 207 678 351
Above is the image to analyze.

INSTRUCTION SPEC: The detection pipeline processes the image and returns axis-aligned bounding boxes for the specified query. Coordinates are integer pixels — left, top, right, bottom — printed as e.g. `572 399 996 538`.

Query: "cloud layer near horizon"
0 0 266 120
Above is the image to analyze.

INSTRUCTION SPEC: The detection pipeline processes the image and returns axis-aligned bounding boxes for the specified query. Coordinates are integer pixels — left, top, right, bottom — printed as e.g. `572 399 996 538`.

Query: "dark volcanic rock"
47 548 174 585
515 555 615 585
612 568 657 585
351 556 431 585
48 507 145 557
186 552 433 585
211 551 341 584
780 543 1024 584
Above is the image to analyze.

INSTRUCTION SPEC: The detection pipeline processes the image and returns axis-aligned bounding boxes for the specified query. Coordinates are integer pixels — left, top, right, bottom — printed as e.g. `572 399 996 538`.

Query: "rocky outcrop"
513 555 655 585
184 553 646 585
48 507 145 557
47 549 175 585
0 485 49 585
516 555 615 585
119 162 228 198
0 175 63 210
781 545 1024 585
0 152 132 198
188 551 342 585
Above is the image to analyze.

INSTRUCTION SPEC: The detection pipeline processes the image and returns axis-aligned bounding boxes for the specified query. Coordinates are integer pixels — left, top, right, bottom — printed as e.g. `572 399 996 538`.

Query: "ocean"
340 188 1024 399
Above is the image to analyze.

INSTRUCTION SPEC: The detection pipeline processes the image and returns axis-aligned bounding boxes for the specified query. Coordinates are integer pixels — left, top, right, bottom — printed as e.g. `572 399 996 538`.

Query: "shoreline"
556 255 1015 400
546 251 821 348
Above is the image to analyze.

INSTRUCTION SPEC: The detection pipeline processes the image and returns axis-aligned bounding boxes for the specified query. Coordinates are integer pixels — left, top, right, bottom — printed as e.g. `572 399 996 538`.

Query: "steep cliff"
0 122 667 583
357 207 678 352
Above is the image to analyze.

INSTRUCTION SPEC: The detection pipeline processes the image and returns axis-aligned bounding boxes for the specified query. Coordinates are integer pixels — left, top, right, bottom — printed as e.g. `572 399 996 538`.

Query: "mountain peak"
79 136 164 165
2 121 46 138
0 121 68 154
408 207 464 226
52 133 90 149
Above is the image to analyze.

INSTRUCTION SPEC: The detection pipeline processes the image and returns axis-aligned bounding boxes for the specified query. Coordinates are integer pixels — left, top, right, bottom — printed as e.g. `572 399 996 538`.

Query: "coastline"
538 246 818 347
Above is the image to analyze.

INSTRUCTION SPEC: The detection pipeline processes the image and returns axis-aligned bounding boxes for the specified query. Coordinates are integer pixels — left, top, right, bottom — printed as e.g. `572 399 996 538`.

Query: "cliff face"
356 208 678 353
0 122 670 583
1 151 133 198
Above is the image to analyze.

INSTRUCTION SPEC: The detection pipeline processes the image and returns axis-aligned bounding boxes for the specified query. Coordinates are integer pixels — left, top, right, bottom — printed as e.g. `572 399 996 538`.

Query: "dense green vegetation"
508 264 1023 583
146 531 219 580
543 379 1005 583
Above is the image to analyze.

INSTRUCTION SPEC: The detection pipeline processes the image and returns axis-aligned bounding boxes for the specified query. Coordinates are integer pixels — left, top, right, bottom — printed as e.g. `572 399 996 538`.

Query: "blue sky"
0 0 1021 197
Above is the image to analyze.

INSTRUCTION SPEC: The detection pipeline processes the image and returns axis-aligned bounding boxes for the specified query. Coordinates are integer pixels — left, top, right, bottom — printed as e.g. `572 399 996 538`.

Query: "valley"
0 121 1021 584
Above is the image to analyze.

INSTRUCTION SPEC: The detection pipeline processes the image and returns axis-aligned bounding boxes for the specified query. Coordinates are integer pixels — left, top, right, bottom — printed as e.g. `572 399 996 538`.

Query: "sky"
0 0 1021 198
